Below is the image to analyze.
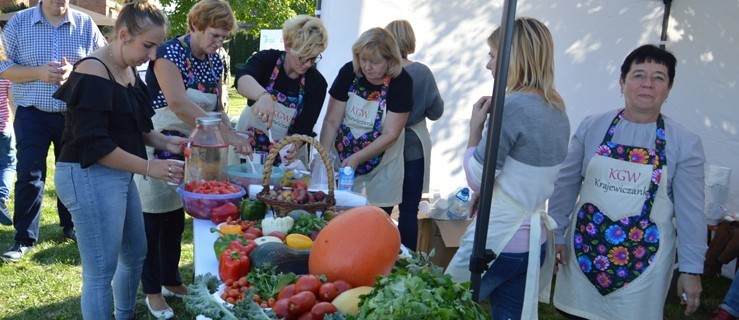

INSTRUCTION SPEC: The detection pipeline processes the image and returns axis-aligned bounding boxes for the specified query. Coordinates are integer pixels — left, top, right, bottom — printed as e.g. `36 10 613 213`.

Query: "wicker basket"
256 135 336 217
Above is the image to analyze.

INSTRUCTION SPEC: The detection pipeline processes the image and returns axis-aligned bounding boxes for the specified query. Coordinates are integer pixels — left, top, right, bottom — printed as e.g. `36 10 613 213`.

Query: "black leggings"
140 208 185 294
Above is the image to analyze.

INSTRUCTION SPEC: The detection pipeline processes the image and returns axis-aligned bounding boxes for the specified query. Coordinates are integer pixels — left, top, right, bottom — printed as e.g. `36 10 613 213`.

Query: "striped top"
0 3 106 113
0 79 10 132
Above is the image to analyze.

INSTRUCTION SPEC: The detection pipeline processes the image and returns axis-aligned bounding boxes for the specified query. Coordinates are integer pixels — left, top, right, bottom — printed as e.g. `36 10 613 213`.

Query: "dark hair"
115 1 167 39
620 44 676 86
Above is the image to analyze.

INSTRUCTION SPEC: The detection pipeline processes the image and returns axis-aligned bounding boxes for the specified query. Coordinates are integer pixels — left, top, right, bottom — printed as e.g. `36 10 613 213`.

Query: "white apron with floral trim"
334 90 404 207
553 112 675 320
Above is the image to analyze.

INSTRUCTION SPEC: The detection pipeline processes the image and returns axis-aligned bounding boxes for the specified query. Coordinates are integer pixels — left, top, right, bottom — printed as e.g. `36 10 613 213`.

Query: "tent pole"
660 0 673 49
470 0 517 301
316 0 323 18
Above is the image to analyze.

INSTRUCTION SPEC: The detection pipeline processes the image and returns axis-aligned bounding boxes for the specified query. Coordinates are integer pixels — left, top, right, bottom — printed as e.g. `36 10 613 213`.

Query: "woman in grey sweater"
386 20 444 250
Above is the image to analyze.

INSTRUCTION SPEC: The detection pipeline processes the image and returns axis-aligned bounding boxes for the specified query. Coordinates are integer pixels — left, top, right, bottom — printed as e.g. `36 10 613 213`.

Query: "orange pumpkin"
309 206 400 287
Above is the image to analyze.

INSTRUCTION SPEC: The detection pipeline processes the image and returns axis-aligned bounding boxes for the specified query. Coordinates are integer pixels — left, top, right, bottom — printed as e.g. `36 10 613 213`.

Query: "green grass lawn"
0 87 733 319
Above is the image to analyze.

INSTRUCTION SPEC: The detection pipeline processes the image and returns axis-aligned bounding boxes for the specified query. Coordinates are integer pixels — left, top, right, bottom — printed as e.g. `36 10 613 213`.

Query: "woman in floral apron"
444 18 570 320
133 1 250 318
319 27 413 209
234 15 328 166
549 45 706 320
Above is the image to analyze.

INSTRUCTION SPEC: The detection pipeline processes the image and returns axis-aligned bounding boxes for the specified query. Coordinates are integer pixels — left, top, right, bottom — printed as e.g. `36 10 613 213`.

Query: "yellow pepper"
219 224 242 236
286 233 313 249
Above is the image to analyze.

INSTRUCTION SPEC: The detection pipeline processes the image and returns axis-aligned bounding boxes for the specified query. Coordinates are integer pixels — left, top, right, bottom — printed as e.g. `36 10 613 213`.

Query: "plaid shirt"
0 3 106 113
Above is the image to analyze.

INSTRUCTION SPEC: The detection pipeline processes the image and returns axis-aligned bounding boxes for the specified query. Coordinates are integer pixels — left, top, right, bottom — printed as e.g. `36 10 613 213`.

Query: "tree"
159 0 317 37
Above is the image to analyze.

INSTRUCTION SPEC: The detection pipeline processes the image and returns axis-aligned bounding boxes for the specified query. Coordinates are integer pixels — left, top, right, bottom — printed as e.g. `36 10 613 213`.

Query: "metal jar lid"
196 117 221 126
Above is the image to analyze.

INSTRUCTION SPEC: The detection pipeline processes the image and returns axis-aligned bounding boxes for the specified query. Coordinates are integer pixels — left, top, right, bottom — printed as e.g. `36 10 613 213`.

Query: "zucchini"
249 241 311 274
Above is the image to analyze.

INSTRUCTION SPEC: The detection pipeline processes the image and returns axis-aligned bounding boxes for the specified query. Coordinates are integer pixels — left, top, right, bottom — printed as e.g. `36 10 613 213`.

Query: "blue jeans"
479 243 547 320
0 130 16 201
55 162 147 320
722 269 739 317
398 157 424 250
13 106 72 245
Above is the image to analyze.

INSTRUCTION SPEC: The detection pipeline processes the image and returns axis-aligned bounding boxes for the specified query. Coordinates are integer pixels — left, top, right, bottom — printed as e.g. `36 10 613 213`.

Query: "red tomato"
278 284 297 300
238 277 249 287
298 312 316 320
245 227 263 238
272 298 295 320
332 280 352 294
318 282 339 302
267 231 287 241
288 291 317 315
295 275 322 296
311 302 338 320
242 232 259 241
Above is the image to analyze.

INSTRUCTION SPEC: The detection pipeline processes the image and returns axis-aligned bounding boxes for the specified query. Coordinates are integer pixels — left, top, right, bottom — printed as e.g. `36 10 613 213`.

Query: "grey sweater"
474 93 570 169
403 62 444 161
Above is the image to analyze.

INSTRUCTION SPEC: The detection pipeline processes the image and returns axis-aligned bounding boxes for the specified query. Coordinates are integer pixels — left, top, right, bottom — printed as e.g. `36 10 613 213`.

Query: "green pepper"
240 198 267 221
211 229 243 261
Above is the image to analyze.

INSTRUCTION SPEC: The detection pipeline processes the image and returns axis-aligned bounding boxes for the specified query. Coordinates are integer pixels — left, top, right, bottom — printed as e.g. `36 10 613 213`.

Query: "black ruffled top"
54 58 155 168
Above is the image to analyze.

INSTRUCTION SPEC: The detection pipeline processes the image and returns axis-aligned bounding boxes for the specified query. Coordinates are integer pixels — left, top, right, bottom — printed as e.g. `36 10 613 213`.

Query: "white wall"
317 0 739 214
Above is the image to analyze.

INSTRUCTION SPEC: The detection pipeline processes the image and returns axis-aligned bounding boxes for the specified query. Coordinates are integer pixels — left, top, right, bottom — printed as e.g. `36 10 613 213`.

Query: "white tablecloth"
193 186 368 277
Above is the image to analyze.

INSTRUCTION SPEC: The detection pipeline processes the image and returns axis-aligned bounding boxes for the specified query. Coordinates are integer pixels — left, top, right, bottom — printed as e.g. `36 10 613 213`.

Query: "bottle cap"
196 117 221 125
342 166 354 175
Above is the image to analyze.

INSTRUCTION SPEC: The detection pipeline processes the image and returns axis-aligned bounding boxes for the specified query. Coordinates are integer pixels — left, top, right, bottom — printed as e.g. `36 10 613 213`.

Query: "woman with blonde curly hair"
235 15 329 165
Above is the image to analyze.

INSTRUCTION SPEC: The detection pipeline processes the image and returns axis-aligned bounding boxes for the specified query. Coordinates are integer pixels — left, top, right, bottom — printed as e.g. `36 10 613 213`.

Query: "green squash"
249 241 311 275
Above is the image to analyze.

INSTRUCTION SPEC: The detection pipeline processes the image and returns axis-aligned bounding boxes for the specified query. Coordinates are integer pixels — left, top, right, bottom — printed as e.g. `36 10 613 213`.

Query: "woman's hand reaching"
252 92 275 129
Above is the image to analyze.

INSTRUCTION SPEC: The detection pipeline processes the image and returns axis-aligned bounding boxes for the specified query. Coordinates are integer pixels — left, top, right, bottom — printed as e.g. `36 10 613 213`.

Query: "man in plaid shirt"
0 0 106 262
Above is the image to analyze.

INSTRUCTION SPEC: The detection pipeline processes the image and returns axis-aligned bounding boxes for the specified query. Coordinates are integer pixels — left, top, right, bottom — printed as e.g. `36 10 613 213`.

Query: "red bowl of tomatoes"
176 180 246 220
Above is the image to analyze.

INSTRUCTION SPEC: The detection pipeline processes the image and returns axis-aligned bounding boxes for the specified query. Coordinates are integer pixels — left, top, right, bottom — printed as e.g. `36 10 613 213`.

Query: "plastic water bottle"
447 187 471 220
337 166 355 191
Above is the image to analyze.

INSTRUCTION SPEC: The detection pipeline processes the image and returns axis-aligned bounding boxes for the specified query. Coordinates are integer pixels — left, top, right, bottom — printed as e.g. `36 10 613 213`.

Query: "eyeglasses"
298 53 322 65
207 31 231 43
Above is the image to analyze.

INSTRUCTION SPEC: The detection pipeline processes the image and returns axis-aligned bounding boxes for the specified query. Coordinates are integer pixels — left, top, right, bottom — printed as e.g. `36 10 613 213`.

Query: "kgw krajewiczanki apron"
333 76 404 207
234 53 305 167
553 110 675 320
136 34 221 213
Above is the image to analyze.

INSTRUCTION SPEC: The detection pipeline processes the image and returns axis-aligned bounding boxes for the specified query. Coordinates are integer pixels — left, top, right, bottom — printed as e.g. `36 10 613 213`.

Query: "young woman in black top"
53 3 185 319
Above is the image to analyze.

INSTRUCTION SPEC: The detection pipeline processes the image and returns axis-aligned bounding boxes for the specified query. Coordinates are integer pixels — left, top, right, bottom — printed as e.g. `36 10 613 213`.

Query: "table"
193 186 368 277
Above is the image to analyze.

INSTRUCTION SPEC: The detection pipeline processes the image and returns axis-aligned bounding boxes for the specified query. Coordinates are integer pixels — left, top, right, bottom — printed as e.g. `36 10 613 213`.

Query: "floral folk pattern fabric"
334 76 390 176
248 53 305 166
574 110 666 295
150 35 224 109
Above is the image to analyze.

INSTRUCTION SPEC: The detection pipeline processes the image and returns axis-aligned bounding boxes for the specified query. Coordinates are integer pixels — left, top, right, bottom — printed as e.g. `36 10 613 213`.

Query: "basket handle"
261 134 335 197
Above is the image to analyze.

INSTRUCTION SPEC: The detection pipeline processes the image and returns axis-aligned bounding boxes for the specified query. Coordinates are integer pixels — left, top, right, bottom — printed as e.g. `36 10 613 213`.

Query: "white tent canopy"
316 0 739 215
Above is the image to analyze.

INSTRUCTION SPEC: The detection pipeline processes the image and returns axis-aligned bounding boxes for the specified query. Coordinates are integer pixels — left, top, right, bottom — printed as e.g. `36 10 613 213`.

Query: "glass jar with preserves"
185 117 228 183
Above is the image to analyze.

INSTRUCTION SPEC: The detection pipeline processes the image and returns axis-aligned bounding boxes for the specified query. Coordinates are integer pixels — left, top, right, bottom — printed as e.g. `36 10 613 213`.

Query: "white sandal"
145 296 174 320
161 286 186 299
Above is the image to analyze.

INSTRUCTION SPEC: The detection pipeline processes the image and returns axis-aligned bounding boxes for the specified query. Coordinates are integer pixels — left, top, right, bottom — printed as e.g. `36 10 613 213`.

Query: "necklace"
108 45 126 70
107 45 134 85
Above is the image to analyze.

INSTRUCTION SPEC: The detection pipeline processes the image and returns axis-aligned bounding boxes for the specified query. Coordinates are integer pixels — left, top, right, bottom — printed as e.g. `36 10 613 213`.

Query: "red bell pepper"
228 238 258 257
210 201 239 224
218 248 250 282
